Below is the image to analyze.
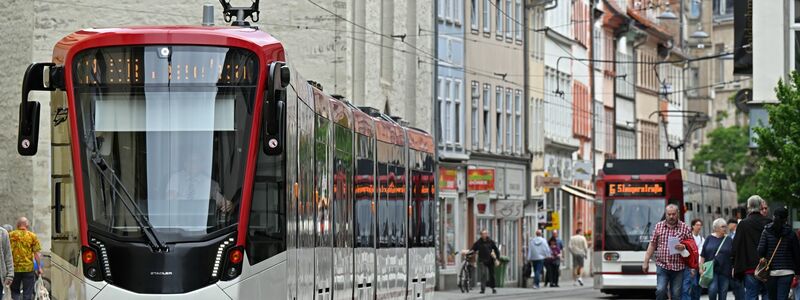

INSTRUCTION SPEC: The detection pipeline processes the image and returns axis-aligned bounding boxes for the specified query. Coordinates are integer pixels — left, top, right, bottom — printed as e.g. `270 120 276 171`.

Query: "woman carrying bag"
756 208 800 300
700 218 734 300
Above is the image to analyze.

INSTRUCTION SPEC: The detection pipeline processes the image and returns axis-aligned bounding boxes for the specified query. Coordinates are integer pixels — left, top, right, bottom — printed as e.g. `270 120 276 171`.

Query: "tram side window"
315 116 332 247
247 139 287 265
332 124 353 248
395 160 407 248
377 158 391 248
354 135 375 248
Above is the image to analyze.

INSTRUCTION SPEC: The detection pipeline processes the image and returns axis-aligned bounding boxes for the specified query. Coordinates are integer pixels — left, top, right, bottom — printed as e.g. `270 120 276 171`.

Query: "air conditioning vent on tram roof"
358 106 382 117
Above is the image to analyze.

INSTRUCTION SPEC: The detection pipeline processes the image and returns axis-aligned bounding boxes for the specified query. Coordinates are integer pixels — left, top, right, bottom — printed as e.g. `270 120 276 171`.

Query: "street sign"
535 175 561 188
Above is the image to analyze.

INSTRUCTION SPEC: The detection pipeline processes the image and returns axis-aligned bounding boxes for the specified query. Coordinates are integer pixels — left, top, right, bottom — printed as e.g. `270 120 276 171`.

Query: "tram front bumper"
596 273 657 290
92 282 231 300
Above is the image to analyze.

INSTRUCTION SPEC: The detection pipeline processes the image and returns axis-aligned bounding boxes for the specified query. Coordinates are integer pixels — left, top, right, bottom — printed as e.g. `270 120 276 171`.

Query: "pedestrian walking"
732 195 772 300
548 230 563 287
0 226 13 300
9 217 42 300
569 228 589 287
700 218 734 300
729 218 746 300
528 229 551 289
643 204 692 300
794 228 800 300
756 208 800 300
685 219 705 300
545 239 562 288
471 230 501 294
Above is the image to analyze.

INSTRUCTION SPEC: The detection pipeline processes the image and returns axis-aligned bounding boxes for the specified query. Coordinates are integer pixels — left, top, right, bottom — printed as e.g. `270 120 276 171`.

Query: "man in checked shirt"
643 204 692 300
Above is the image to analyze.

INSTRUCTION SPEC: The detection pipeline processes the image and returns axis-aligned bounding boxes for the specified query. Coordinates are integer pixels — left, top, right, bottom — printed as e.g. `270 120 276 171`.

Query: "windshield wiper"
90 155 169 252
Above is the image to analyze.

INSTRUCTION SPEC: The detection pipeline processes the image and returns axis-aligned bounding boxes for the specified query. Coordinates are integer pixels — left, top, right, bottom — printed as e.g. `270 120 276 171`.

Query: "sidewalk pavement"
434 277 593 300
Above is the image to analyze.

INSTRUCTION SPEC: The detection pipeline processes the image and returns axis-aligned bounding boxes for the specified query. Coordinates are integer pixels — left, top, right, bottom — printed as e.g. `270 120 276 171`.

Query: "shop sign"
467 169 495 191
535 175 561 188
474 192 491 217
438 167 458 192
495 200 523 220
573 160 593 181
545 211 560 230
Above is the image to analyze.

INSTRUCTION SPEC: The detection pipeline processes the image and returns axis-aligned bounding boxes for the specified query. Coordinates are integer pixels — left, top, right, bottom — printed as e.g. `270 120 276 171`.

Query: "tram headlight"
87 267 98 279
604 252 620 261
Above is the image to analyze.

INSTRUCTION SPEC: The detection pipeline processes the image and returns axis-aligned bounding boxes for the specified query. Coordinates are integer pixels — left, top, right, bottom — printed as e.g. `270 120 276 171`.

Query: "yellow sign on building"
546 212 560 230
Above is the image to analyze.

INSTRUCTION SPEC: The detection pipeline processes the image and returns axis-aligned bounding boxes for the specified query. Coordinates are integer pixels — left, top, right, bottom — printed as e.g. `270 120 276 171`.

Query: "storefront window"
444 197 457 266
501 219 519 283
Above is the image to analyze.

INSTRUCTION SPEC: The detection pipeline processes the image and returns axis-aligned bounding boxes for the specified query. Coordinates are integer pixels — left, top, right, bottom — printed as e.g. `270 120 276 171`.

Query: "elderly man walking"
732 196 771 300
9 217 42 300
643 204 693 300
0 225 13 299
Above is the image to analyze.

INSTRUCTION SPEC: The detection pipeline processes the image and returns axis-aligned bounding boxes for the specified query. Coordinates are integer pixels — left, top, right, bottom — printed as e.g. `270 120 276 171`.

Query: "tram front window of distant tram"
73 46 258 244
604 199 664 251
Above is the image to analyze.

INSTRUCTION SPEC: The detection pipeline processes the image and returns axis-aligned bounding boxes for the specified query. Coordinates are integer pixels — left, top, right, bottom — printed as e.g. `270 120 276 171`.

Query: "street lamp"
690 23 709 39
657 3 678 20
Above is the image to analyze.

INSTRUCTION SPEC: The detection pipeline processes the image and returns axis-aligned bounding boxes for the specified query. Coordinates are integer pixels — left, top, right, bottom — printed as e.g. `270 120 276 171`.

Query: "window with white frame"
515 0 522 41
445 0 453 21
444 79 453 144
515 90 522 154
496 0 503 37
471 0 479 30
713 0 733 18
455 0 463 25
438 0 445 20
791 0 800 73
505 0 513 40
472 82 480 149
505 88 513 153
483 84 491 151
437 78 444 144
453 80 463 145
484 0 490 32
496 86 503 152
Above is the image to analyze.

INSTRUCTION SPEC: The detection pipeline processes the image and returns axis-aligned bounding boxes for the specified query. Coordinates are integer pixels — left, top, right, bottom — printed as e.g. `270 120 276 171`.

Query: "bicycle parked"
458 250 476 293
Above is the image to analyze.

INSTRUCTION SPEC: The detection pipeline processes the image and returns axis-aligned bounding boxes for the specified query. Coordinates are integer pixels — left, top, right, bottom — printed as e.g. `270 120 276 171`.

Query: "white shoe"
577 278 584 286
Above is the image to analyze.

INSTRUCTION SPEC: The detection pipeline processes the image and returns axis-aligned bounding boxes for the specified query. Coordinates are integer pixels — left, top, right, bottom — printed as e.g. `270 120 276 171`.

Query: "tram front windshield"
604 199 664 251
72 46 258 243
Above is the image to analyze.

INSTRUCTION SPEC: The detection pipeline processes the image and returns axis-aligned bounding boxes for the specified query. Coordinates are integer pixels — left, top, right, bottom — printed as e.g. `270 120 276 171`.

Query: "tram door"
286 79 299 300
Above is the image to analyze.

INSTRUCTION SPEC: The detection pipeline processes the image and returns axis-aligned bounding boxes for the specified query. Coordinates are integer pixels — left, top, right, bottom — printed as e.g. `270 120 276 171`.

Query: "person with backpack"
700 218 734 300
756 208 800 300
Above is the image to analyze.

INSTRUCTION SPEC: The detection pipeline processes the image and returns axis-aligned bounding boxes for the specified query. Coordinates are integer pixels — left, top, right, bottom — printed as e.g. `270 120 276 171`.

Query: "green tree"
691 125 757 203
753 71 800 205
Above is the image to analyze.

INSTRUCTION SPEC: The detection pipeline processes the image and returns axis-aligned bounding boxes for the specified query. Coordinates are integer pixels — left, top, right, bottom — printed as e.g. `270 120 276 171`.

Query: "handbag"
33 276 49 300
699 236 726 288
755 237 783 282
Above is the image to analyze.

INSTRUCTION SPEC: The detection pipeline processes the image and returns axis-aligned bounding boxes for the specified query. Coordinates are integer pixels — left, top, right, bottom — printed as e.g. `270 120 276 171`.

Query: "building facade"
462 0 528 287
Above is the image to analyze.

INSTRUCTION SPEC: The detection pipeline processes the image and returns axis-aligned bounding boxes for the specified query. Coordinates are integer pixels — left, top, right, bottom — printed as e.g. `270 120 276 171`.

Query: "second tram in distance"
593 160 738 295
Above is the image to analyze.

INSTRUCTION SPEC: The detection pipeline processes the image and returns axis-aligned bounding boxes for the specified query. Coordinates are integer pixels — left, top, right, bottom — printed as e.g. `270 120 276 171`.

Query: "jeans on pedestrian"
657 266 684 300
766 275 793 300
731 277 745 300
709 274 732 300
545 259 560 286
479 261 496 291
10 272 35 300
745 274 769 300
683 269 701 300
532 260 544 287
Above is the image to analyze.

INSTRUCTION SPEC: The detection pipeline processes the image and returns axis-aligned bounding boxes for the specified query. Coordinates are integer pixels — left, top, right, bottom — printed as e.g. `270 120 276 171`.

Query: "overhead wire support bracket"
219 0 260 27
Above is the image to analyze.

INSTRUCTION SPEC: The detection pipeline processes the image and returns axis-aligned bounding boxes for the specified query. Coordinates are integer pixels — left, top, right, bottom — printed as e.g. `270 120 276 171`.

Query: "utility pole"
589 0 596 184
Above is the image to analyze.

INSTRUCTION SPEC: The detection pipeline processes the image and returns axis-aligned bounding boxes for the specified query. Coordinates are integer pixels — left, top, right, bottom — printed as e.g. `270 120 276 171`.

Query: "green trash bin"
494 256 510 287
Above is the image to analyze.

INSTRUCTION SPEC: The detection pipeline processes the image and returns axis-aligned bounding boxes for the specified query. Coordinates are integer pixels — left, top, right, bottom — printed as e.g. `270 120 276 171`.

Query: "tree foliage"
753 71 800 205
691 125 756 203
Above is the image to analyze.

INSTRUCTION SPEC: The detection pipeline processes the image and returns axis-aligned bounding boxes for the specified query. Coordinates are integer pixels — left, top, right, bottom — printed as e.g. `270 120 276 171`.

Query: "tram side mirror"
263 61 289 155
18 63 58 156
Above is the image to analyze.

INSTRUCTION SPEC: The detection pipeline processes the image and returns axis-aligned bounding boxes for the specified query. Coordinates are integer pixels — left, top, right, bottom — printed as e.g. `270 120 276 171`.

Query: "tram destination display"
606 182 666 197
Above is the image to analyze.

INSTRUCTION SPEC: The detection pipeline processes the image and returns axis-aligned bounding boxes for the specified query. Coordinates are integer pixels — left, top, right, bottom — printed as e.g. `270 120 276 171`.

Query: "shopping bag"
33 276 49 300
3 285 12 300
699 261 715 288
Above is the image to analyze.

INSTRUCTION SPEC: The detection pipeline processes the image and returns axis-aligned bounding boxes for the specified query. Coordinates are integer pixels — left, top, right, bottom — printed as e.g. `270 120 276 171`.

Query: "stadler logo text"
150 271 173 276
